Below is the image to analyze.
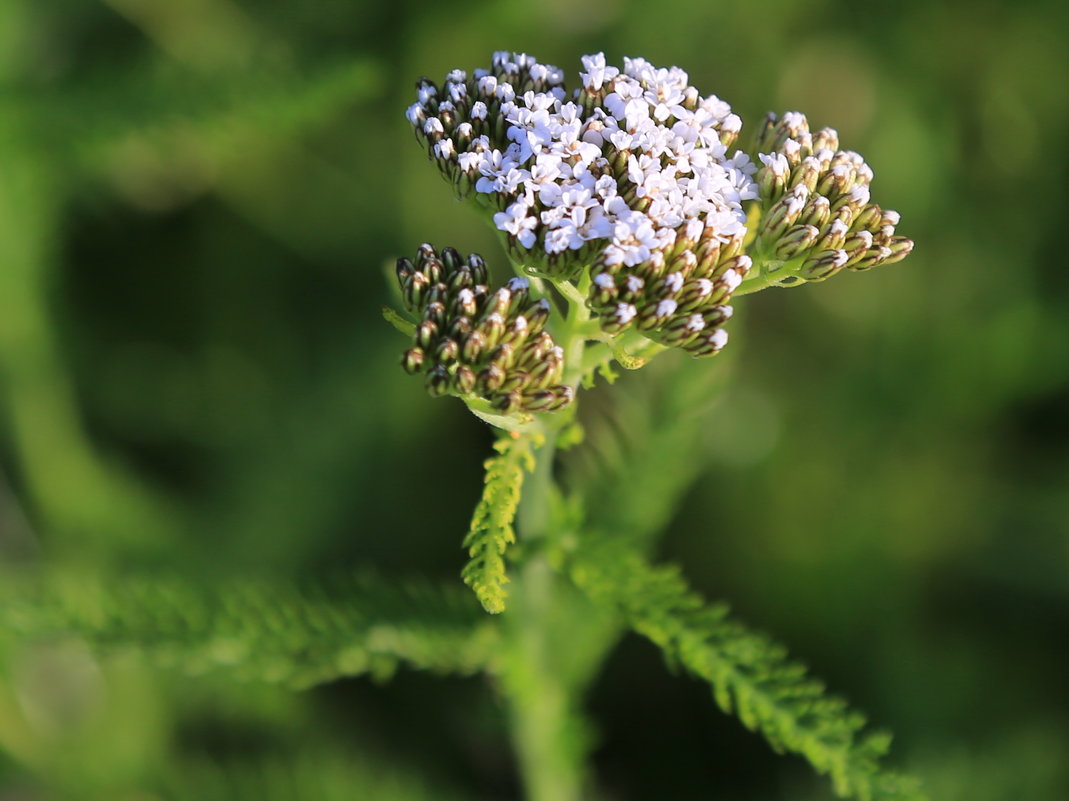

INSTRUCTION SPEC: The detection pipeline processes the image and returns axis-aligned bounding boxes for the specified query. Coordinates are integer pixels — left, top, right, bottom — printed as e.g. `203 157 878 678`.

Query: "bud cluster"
407 52 757 280
751 112 914 282
397 245 574 414
587 227 750 358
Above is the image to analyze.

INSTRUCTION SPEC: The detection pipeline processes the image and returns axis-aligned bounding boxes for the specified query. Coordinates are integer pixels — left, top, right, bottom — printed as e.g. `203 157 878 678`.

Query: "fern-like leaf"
461 432 541 614
569 539 927 801
0 572 497 688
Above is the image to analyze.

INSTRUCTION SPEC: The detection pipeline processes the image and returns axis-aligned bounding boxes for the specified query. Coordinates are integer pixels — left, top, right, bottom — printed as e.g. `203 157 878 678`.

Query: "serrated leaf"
461 433 542 614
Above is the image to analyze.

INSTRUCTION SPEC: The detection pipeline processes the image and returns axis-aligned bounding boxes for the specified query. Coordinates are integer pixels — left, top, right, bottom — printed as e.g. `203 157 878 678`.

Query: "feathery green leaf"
569 539 927 801
461 432 542 614
0 572 497 688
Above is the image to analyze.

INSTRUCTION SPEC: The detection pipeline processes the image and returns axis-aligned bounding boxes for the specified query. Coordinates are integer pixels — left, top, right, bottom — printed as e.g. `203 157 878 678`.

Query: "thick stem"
500 282 618 801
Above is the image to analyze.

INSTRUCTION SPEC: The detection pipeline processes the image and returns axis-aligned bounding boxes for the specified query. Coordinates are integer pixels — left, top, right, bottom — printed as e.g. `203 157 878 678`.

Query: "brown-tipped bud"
416 319 438 350
504 276 531 309
467 254 488 285
684 327 730 358
448 265 475 293
404 271 430 310
396 258 414 285
757 163 787 204
814 218 850 252
880 236 914 265
426 367 451 397
662 312 708 346
424 301 446 327
478 312 506 349
522 386 573 413
434 338 459 365
500 315 530 346
486 287 513 318
788 156 823 193
528 346 564 387
763 186 809 237
850 245 893 272
637 298 680 330
590 272 618 306
476 364 506 394
799 249 850 281
816 164 855 198
424 282 450 307
676 277 715 313
450 287 479 318
525 298 551 335
491 391 523 414
812 127 839 152
461 331 487 363
486 343 516 373
842 230 875 266
448 315 473 341
798 194 831 229
402 347 425 374
500 370 530 392
453 365 477 394
773 224 820 260
441 247 464 272
851 204 883 233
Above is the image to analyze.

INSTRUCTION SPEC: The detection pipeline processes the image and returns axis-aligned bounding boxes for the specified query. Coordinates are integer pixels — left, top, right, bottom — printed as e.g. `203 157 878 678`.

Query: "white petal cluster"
409 52 757 271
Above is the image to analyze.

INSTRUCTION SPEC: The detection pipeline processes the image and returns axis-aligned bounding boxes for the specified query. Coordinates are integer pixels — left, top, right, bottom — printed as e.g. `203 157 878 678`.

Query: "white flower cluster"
408 52 757 277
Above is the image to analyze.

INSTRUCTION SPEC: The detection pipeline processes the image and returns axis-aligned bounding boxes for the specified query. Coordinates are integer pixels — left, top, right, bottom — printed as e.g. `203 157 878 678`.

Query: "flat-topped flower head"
407 52 757 281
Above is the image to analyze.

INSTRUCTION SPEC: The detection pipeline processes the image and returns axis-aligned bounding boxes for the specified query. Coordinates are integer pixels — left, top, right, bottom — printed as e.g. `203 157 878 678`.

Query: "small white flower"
594 273 615 290
615 303 637 324
656 299 678 317
707 328 729 350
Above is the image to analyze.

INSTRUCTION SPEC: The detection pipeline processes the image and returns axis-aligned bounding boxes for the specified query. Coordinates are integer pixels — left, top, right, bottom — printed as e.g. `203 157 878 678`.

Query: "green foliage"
0 572 497 688
461 432 542 614
155 754 468 801
28 57 382 183
570 538 927 801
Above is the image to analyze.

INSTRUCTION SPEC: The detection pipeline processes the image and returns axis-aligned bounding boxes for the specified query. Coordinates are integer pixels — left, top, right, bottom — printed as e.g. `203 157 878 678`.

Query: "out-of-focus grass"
0 0 1067 798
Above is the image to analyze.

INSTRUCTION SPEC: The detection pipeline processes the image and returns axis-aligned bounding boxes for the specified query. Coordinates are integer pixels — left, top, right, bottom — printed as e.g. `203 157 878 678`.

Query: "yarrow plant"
385 51 923 801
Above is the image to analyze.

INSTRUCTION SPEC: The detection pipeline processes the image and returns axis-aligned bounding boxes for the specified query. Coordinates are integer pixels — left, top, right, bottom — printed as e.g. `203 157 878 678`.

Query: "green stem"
500 275 613 801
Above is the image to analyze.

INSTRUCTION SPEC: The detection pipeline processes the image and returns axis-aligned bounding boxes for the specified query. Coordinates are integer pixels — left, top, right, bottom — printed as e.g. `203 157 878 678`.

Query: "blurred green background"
1 0 1067 798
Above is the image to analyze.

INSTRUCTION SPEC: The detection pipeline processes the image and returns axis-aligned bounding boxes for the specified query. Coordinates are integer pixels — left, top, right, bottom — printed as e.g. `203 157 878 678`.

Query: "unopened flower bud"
851 204 883 233
416 319 438 349
814 218 850 251
453 365 477 394
434 337 460 365
773 224 820 260
491 390 523 414
880 236 914 265
426 367 451 397
797 194 831 229
461 330 487 362
799 249 850 281
811 127 839 152
402 347 425 374
478 364 506 393
763 186 809 237
684 327 729 358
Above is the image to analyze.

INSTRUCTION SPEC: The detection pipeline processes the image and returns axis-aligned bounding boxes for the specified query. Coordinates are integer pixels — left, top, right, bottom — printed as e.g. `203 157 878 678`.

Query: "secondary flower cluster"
750 112 913 281
397 245 574 413
408 52 755 280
